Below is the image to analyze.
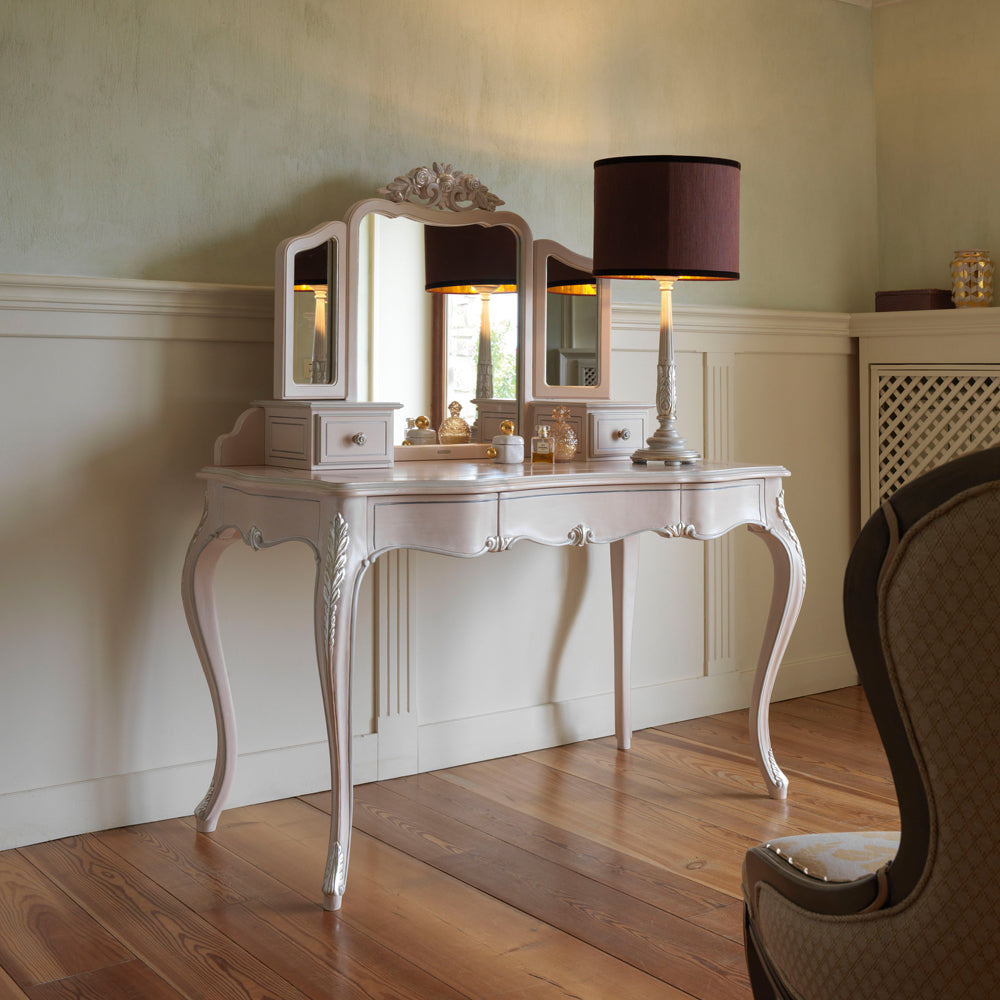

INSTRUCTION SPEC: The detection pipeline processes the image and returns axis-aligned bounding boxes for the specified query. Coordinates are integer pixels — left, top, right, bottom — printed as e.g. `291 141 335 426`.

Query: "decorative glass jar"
950 250 994 307
550 405 579 462
438 401 471 444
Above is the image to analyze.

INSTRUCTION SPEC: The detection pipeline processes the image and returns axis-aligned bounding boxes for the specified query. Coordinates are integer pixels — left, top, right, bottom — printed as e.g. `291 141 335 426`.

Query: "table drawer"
499 486 682 545
680 480 765 537
370 495 500 555
220 488 321 544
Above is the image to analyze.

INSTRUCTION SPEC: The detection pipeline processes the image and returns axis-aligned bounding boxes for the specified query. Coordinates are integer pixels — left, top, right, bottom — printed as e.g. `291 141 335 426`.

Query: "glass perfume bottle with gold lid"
531 424 555 464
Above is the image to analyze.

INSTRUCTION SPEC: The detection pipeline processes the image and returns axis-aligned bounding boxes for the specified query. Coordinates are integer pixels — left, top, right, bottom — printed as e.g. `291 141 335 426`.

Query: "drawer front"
589 410 648 459
499 486 682 546
317 414 391 466
680 481 765 537
221 488 321 545
370 495 500 555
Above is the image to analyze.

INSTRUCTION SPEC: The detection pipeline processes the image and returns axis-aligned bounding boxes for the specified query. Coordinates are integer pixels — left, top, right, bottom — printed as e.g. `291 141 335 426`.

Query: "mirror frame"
531 239 611 401
342 197 533 442
273 220 348 400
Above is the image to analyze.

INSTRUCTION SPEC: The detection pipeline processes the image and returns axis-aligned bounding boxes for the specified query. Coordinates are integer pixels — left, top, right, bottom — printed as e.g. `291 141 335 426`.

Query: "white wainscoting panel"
0 274 857 848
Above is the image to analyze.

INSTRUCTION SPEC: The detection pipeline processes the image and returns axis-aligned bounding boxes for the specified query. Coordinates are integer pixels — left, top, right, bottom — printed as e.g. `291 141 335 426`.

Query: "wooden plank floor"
1 686 897 999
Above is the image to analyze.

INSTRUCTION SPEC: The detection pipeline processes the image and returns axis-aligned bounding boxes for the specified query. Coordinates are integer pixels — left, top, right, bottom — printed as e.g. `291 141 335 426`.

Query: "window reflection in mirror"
545 256 598 387
292 240 336 386
443 291 518 419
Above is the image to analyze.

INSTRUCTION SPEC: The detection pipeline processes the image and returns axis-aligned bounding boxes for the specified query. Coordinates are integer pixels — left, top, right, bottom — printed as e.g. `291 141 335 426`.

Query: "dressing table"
182 164 806 911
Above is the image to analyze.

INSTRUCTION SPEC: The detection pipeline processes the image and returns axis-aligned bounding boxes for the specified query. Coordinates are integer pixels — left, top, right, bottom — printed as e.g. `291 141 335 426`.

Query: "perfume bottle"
531 424 555 464
438 401 472 444
550 406 578 462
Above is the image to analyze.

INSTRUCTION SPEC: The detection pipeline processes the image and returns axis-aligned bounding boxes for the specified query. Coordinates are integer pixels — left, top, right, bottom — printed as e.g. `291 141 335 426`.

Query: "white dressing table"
182 163 806 910
182 407 806 910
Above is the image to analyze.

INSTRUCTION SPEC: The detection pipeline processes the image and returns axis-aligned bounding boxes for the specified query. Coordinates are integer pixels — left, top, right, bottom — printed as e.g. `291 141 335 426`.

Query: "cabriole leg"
313 508 367 911
181 508 240 833
748 489 807 800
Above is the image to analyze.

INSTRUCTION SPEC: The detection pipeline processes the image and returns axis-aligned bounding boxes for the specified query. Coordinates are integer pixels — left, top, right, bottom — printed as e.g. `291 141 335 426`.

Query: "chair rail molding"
0 272 273 341
611 301 853 356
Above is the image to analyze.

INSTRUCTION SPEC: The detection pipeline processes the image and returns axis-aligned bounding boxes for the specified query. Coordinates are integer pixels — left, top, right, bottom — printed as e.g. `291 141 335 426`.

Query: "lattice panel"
874 367 1000 504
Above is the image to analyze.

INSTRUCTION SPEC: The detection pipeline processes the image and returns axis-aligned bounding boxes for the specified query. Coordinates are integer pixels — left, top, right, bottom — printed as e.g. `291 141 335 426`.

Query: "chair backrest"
845 446 1000 908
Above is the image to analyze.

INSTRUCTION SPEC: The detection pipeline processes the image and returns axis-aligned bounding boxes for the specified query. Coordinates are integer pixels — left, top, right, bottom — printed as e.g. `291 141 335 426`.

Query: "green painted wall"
2 0 876 311
874 0 1000 294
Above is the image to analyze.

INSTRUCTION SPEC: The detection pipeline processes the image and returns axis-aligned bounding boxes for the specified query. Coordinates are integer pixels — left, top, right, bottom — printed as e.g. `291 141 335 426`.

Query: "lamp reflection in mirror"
424 224 517 401
293 242 333 385
593 155 740 464
547 259 597 297
546 259 597 387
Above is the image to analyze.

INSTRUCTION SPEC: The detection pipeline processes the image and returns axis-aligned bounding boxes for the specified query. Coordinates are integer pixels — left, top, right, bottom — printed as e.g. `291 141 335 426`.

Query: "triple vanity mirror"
262 163 647 471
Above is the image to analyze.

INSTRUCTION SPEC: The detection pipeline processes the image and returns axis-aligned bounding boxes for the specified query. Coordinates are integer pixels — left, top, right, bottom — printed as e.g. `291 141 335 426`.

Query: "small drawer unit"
259 400 401 470
524 400 652 461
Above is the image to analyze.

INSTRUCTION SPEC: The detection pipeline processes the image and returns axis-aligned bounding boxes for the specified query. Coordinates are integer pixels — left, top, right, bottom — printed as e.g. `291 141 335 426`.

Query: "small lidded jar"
405 414 437 445
491 419 524 464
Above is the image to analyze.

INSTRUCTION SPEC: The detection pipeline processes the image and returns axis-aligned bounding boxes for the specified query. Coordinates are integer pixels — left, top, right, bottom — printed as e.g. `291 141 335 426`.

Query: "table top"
198 458 791 499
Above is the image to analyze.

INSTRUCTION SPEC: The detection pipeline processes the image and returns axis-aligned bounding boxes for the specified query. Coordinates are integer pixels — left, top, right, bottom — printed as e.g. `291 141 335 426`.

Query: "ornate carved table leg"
314 502 368 911
181 491 240 833
748 486 807 800
610 534 640 750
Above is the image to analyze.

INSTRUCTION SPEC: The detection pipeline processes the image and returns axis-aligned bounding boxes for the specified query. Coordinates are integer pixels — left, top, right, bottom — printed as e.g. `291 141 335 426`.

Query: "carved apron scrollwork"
662 522 697 538
568 523 595 546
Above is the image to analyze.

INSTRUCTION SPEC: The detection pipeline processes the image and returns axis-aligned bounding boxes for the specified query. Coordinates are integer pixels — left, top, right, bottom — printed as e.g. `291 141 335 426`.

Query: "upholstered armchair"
742 446 1000 1000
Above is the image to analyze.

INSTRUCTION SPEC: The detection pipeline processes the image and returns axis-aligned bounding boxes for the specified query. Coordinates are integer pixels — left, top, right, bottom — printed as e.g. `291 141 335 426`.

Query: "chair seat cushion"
763 831 899 883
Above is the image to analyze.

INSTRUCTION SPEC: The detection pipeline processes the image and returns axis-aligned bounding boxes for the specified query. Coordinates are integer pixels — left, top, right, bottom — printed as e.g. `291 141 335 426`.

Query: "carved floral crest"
377 162 505 212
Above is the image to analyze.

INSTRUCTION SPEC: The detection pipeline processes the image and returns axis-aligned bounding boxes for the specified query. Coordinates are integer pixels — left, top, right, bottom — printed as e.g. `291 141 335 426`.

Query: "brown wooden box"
875 288 955 312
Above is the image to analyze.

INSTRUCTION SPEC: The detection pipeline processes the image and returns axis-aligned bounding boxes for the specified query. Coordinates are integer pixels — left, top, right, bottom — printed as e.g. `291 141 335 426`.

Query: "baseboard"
0 733 378 852
416 652 858 773
1 652 855 851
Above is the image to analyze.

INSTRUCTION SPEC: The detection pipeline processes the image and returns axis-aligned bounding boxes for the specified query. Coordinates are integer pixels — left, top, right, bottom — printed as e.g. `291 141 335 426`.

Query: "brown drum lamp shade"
424 223 518 401
547 258 597 296
592 155 740 463
423 224 517 293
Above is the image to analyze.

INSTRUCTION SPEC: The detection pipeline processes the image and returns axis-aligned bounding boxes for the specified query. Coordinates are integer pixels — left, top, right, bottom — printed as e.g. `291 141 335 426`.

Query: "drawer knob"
352 432 368 447
618 428 631 441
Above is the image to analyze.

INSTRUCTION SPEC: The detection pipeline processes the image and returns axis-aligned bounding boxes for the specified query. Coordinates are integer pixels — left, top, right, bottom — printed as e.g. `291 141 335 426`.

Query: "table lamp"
592 155 740 464
424 223 517 400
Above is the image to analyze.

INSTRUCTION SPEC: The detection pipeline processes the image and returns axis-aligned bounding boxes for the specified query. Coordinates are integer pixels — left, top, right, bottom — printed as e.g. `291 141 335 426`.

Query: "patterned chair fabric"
742 447 1000 1000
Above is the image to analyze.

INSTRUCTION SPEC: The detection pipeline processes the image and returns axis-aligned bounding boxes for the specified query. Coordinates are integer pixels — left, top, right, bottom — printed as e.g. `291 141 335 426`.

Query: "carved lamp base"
631 416 701 465
631 446 701 465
